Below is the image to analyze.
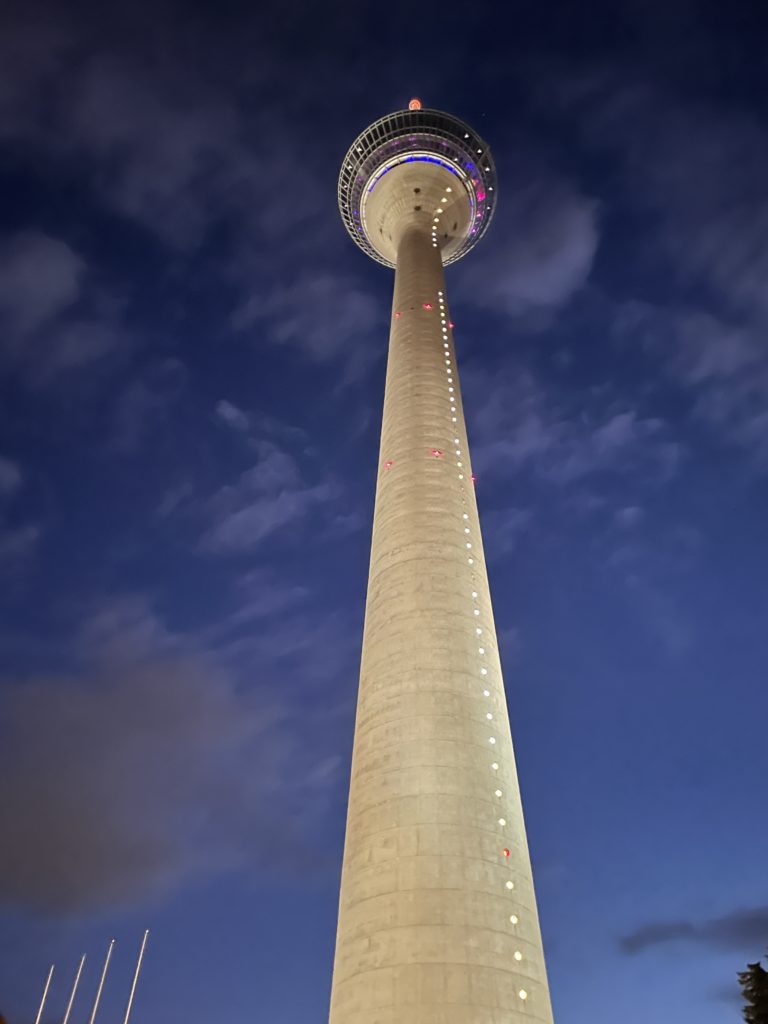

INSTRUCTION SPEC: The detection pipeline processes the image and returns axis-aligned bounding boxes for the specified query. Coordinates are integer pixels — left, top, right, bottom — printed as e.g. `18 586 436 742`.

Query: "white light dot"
475 627 482 635
437 208 443 213
483 689 490 697
468 557 474 564
514 951 523 961
486 713 493 720
446 187 452 192
506 880 514 890
454 438 460 443
472 591 478 597
498 818 506 826
464 528 470 534
459 473 464 479
510 914 518 924
480 667 488 675
467 543 472 549
495 789 502 796
449 387 454 392
433 218 439 223
491 762 499 770
463 513 469 519
489 737 496 744
478 647 485 654
452 417 457 422
518 990 527 1001
438 290 443 295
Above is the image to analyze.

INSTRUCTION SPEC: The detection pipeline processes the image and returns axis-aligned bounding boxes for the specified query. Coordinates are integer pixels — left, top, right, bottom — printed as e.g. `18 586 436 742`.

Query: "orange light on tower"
408 97 422 110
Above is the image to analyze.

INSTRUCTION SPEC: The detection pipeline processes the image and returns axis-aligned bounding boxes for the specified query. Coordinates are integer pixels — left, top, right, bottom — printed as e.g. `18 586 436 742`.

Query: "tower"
330 102 555 1024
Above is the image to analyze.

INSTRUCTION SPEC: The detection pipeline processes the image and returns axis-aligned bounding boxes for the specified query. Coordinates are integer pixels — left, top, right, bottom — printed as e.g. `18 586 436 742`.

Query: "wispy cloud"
615 302 768 466
0 456 22 497
232 271 382 370
202 439 339 553
465 361 681 488
459 171 599 322
0 524 40 562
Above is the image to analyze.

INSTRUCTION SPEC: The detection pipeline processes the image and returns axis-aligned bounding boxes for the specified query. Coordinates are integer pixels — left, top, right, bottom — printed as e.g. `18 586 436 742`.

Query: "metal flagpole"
61 955 85 1024
87 940 114 1024
121 930 149 1024
34 965 55 1024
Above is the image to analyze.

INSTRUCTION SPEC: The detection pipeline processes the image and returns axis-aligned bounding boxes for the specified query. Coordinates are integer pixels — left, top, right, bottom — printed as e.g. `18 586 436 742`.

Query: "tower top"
338 107 497 268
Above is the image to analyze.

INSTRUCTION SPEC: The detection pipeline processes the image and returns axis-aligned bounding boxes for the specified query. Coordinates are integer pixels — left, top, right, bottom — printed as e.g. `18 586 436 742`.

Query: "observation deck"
338 107 497 268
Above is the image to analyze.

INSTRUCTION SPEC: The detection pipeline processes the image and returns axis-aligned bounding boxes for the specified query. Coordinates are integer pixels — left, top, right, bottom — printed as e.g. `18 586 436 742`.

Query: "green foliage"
738 953 768 1024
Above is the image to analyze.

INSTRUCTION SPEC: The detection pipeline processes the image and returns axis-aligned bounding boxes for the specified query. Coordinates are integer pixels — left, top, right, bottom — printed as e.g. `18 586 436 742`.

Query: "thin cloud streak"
620 906 768 955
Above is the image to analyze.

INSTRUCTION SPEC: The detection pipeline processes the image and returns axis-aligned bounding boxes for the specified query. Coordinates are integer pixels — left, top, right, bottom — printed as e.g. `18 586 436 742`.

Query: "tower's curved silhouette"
330 103 555 1024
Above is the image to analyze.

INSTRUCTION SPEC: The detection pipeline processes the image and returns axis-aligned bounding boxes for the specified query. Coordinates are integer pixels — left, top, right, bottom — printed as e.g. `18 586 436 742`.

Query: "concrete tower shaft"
330 107 554 1023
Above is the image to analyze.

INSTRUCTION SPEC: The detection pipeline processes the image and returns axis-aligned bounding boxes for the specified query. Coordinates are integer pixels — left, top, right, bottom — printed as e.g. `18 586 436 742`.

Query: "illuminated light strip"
366 152 465 193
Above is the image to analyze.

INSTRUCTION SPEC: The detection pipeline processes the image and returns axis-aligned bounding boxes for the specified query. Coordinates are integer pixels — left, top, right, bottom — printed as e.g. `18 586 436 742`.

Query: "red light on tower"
394 311 402 319
409 97 423 111
502 848 511 858
422 302 433 310
448 321 455 328
431 448 443 458
384 460 394 470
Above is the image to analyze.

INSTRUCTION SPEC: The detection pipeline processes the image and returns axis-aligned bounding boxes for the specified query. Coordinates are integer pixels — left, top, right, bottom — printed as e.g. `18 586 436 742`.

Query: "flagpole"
87 940 114 1024
121 930 149 1024
33 965 55 1024
61 954 85 1024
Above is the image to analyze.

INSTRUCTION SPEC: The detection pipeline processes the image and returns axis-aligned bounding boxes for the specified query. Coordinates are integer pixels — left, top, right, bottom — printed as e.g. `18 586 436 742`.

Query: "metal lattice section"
338 108 497 267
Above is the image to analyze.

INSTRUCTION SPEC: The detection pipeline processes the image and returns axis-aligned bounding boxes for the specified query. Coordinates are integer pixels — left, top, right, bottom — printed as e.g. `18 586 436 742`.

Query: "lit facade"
329 104 555 1023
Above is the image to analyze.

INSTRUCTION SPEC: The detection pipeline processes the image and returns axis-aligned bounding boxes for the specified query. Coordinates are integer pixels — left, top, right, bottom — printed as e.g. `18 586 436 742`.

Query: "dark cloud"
0 597 340 915
108 358 188 454
0 231 84 337
620 906 768 955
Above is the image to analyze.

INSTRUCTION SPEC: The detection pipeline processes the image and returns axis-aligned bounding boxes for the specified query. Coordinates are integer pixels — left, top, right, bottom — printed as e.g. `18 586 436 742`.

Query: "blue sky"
1 0 767 1021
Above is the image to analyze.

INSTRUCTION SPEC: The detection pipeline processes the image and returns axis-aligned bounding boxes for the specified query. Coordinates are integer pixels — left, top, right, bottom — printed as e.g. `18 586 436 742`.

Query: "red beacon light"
394 311 402 319
422 302 433 310
448 321 455 328
502 848 511 858
383 460 394 470
471 473 477 483
431 448 443 458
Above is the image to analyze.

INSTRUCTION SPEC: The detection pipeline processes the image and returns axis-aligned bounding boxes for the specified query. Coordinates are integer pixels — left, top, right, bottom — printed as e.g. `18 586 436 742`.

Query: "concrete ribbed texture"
328 227 554 1024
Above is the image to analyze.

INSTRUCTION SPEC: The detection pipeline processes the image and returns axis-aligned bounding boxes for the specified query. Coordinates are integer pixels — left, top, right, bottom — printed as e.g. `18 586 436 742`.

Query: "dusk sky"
1 0 767 1021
